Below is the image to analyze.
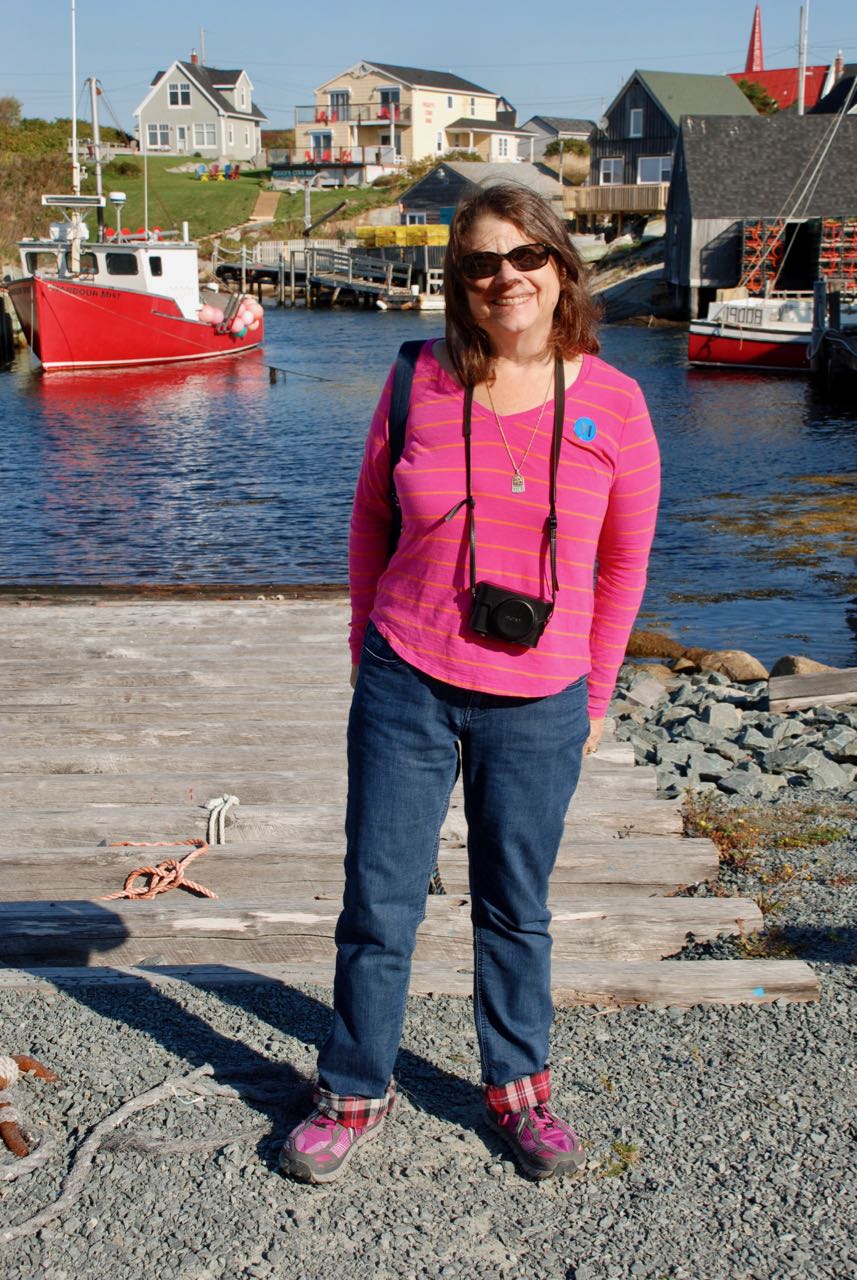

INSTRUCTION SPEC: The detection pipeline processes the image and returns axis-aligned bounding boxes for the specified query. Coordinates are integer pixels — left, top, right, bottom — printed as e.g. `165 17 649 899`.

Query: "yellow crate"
354 226 375 241
374 227 397 246
426 225 449 244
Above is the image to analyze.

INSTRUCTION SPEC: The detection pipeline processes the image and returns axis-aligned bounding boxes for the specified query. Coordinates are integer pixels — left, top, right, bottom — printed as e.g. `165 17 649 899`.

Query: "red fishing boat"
6 72 263 373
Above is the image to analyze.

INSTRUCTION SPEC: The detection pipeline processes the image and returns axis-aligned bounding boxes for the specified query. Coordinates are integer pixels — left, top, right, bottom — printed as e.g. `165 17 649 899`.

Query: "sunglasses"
459 243 553 280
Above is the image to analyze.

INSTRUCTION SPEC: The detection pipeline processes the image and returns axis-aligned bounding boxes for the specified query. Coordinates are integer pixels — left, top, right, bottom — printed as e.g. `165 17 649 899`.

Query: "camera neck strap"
445 358 566 601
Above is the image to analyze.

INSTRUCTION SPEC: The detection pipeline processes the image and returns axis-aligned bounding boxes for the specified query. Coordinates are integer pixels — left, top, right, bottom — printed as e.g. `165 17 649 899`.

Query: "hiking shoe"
485 1103 585 1179
279 1105 391 1184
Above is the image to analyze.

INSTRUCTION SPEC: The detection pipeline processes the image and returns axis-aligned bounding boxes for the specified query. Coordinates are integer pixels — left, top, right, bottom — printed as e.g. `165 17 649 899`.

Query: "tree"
736 79 779 115
0 97 22 127
544 137 589 158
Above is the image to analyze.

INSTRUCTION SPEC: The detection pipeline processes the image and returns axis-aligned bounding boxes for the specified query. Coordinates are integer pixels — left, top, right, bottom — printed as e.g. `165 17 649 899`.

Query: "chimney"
835 50 845 81
190 49 199 65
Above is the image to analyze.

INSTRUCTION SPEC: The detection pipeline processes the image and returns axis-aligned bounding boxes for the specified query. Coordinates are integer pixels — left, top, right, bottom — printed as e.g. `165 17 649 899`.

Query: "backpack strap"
387 339 425 557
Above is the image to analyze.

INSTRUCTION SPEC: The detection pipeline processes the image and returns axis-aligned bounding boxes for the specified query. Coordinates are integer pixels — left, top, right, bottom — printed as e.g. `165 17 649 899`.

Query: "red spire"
745 4 765 74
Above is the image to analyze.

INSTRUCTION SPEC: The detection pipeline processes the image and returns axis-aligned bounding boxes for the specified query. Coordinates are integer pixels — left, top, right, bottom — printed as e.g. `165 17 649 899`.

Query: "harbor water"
1 309 855 667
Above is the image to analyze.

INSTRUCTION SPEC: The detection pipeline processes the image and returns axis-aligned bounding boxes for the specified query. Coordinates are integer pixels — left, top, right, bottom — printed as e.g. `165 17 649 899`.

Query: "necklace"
485 365 555 494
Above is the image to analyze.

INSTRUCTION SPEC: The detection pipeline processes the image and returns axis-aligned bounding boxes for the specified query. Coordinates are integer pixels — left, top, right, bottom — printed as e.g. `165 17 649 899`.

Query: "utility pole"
797 2 809 116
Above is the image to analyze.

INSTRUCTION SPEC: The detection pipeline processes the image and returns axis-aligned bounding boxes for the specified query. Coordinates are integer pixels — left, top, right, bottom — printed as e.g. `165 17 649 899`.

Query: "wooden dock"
0 598 819 1007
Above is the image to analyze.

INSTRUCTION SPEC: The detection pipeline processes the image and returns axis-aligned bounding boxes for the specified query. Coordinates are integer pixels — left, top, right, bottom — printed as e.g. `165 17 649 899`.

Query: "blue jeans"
317 621 589 1099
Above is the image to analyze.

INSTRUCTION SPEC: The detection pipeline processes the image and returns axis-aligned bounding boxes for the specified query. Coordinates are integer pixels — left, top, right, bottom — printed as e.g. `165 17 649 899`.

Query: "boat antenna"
71 0 80 194
88 77 105 240
143 127 149 234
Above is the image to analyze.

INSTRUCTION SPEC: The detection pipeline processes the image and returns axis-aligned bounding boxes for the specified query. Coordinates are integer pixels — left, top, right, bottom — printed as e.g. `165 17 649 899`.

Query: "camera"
469 581 553 649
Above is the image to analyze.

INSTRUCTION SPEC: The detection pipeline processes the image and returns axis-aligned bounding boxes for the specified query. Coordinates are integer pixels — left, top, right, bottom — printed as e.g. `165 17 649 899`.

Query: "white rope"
0 1090 21 1123
204 794 240 844
0 1057 19 1088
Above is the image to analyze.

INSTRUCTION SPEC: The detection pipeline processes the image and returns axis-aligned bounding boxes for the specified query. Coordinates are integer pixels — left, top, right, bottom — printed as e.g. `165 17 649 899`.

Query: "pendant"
511 472 525 494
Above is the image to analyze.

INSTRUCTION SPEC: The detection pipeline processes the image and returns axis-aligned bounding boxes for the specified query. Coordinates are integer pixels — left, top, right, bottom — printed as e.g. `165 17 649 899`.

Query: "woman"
281 184 660 1184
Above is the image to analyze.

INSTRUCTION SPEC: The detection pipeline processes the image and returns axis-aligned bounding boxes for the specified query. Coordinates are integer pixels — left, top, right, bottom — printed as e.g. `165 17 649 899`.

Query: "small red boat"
688 295 816 372
8 206 263 373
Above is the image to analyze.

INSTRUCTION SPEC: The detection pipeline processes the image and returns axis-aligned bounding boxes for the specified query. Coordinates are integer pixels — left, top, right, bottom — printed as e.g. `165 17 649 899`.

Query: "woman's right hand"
350 663 359 690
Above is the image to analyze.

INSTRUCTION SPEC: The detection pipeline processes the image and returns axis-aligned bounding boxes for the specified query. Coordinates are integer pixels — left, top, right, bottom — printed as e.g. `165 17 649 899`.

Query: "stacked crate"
354 225 449 249
741 219 785 295
818 218 857 293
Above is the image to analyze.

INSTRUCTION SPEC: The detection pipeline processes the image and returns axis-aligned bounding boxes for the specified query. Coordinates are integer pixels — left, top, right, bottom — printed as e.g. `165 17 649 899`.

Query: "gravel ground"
1 798 855 1280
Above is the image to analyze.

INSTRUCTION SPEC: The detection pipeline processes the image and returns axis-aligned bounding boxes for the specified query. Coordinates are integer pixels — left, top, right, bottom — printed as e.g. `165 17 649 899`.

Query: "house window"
436 132 444 153
600 157 623 184
193 123 217 147
637 155 672 183
496 136 509 158
168 82 191 107
147 123 170 148
241 87 247 109
629 108 643 137
310 131 332 160
379 87 400 119
469 96 476 117
405 212 427 224
228 126 234 145
244 127 249 147
329 89 349 120
447 95 453 109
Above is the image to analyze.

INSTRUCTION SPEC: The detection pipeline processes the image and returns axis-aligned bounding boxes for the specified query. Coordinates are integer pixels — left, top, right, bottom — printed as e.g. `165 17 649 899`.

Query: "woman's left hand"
584 717 606 755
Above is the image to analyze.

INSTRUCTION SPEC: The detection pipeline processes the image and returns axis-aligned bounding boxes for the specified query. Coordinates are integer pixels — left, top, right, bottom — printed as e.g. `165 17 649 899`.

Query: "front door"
176 126 187 153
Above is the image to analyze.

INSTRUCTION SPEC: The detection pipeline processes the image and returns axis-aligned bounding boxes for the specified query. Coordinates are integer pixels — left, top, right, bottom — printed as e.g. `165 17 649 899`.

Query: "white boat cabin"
19 195 203 321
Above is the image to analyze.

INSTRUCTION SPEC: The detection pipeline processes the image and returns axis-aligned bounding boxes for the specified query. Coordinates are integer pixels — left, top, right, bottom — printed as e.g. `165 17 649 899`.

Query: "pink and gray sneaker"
486 1103 586 1179
279 1105 391 1184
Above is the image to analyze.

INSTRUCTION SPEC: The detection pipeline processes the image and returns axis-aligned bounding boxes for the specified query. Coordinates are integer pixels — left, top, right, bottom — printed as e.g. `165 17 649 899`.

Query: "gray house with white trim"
134 53 267 163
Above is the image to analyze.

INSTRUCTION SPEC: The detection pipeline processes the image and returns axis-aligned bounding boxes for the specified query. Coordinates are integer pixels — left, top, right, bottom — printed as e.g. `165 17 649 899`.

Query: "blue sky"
6 0 855 130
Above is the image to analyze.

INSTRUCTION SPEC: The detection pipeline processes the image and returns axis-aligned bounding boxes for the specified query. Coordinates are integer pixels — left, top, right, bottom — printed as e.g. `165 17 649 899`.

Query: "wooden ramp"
0 599 819 1007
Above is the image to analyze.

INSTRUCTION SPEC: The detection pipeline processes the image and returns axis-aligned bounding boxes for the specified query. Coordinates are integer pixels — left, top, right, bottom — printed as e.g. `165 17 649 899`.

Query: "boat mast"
88 77 105 241
70 0 80 194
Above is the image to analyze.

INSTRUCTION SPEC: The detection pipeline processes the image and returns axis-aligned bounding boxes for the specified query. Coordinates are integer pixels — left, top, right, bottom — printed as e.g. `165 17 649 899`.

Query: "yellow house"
295 61 528 166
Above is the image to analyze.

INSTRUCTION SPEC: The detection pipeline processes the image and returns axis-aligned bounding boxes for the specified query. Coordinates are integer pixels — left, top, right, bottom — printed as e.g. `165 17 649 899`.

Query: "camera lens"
492 596 536 641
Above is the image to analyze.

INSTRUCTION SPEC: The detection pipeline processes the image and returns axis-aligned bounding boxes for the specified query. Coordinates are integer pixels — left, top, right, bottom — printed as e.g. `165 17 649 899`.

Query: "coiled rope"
205 793 240 844
101 839 217 901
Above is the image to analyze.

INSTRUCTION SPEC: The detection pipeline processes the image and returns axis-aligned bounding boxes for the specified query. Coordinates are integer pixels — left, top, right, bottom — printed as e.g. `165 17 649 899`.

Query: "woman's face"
461 213 561 351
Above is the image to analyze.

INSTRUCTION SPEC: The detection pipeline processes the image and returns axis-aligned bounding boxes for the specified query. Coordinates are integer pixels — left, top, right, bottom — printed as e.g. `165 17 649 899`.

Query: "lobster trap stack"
741 219 785 295
818 218 857 297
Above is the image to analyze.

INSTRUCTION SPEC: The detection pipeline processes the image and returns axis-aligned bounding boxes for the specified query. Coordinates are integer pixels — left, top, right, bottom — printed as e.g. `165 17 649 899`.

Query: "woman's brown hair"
443 183 600 387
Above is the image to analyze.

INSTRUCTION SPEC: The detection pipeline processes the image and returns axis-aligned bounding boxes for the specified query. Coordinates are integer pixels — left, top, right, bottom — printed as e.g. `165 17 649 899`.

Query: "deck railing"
564 183 670 214
294 104 412 126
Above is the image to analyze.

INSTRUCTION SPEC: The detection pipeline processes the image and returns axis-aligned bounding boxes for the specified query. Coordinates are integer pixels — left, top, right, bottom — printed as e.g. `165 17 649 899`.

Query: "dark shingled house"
665 114 857 316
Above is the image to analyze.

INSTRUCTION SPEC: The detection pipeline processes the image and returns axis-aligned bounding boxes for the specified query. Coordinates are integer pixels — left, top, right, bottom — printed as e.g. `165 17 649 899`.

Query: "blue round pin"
573 416 597 442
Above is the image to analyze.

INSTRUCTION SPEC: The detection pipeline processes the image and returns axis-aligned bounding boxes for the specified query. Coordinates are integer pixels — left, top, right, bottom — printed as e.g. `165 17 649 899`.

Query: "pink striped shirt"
349 342 659 717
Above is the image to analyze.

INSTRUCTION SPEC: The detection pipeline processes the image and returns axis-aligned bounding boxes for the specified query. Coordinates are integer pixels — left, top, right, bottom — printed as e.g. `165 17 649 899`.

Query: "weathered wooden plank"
0 836 719 900
0 740 637 775
0 760 652 807
768 666 857 713
0 793 682 850
0 959 818 1007
0 895 763 966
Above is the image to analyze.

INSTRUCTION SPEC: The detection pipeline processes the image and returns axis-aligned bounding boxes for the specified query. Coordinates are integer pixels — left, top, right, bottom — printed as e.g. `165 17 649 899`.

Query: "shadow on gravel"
14 903 487 1170
771 922 857 965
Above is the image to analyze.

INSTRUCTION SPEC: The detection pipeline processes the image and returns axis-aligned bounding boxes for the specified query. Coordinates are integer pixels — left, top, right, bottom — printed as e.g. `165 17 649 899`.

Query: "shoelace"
530 1105 567 1142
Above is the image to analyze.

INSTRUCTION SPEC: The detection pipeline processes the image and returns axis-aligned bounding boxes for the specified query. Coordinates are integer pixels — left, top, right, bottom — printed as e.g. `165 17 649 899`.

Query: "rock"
682 718 723 745
738 725 773 750
823 727 857 761
656 742 694 767
626 629 686 659
698 650 769 682
700 702 743 732
809 756 855 790
672 656 699 674
634 662 676 685
625 675 669 709
769 655 840 677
